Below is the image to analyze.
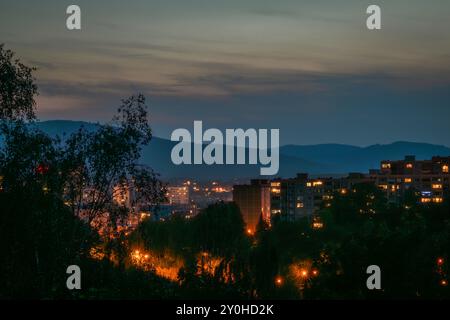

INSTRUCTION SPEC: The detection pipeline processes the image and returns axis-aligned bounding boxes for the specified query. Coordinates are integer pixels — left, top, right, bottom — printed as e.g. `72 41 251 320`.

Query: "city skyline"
1 0 450 146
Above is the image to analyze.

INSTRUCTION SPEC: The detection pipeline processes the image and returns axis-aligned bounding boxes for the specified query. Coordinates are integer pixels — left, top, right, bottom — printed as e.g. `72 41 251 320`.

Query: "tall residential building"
270 180 282 216
234 156 450 226
279 173 315 221
272 173 372 221
371 156 450 204
233 179 271 234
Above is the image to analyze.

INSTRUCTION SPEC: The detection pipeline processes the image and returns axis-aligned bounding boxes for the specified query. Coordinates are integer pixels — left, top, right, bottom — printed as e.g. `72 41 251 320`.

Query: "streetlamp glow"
275 276 283 286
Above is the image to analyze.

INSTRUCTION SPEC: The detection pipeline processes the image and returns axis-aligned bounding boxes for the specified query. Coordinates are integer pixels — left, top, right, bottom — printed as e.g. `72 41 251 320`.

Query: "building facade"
234 156 450 226
233 179 271 234
371 156 450 204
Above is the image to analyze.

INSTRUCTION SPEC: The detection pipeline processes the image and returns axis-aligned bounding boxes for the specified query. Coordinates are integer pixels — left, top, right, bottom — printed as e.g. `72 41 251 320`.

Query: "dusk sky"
1 0 450 146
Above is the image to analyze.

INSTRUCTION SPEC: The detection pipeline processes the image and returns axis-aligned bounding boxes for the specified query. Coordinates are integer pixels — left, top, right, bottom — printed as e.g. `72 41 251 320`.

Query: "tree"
0 46 166 298
61 94 166 237
0 44 37 121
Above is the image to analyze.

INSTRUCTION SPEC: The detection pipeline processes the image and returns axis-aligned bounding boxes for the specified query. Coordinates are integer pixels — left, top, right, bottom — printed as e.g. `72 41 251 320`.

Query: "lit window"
406 163 413 169
296 202 304 208
432 184 443 189
306 182 312 187
433 197 444 203
378 185 388 190
421 198 432 203
404 178 412 183
443 165 449 173
382 163 391 169
312 222 324 229
313 181 323 187
271 182 281 187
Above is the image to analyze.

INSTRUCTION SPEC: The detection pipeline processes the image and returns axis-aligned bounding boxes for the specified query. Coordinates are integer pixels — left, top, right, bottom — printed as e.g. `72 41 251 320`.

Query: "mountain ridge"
23 120 450 179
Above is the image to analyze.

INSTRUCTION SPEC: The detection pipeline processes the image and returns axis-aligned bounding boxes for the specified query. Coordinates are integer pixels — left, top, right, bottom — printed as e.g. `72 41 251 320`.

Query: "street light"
300 269 308 278
275 276 283 286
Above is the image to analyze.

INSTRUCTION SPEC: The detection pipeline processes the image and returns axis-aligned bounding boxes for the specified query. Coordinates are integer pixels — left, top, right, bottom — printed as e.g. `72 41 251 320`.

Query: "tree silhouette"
0 45 166 298
0 44 37 121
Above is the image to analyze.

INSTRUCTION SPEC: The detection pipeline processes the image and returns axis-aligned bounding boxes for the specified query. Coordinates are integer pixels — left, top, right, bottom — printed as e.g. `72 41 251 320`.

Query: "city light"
441 280 448 287
382 163 391 169
271 187 281 194
312 222 324 229
312 216 324 230
437 258 444 266
433 197 444 203
275 276 283 286
131 248 184 282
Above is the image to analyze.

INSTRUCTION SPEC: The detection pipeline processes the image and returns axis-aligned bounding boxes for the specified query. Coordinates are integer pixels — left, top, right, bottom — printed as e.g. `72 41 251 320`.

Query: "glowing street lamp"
437 258 444 266
440 279 448 287
300 269 308 278
275 276 283 286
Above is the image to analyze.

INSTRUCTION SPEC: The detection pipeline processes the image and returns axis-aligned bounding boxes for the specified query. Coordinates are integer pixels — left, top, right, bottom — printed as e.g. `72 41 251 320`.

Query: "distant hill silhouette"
28 120 450 180
280 142 450 173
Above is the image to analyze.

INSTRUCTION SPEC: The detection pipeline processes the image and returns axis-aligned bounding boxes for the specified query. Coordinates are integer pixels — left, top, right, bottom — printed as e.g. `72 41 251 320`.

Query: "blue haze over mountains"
32 121 450 180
